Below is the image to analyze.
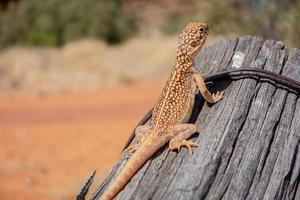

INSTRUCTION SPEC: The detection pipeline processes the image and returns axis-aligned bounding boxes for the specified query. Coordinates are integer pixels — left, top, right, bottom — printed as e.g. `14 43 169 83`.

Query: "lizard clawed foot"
136 132 146 143
169 139 199 155
205 81 214 86
212 91 224 103
123 145 139 155
122 130 146 155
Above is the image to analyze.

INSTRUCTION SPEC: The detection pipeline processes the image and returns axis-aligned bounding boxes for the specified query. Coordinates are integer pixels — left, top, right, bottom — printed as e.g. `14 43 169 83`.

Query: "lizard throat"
175 53 194 72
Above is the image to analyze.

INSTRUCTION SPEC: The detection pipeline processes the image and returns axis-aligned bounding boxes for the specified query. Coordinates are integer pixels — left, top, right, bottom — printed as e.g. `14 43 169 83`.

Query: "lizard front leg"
169 124 198 155
192 69 224 103
123 125 150 154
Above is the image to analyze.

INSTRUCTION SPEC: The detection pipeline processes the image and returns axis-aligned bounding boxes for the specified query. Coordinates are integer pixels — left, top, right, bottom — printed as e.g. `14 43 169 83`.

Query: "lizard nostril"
205 24 209 32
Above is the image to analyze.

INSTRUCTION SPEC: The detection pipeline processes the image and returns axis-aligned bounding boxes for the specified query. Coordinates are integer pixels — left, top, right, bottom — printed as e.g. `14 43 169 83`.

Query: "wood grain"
92 37 300 200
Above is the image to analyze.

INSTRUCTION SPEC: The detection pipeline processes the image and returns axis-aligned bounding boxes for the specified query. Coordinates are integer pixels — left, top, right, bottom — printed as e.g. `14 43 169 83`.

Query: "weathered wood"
91 36 300 200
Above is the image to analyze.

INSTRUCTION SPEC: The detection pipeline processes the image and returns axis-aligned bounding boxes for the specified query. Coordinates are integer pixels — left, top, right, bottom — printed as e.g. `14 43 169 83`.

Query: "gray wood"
91 37 300 200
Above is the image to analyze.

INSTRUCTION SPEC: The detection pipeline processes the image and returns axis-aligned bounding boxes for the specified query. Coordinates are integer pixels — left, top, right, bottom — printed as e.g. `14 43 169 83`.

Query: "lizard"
100 22 224 200
122 67 300 151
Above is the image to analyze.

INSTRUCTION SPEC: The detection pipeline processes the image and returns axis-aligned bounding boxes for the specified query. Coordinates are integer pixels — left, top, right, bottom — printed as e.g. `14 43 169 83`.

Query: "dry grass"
0 34 222 94
0 36 177 94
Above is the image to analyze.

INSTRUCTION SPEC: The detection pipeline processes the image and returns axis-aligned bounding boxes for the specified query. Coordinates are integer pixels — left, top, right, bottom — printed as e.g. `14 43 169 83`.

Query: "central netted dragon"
100 22 224 200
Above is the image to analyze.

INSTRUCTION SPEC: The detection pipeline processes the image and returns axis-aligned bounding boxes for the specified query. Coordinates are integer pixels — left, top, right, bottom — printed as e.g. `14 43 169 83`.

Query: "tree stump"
91 36 300 200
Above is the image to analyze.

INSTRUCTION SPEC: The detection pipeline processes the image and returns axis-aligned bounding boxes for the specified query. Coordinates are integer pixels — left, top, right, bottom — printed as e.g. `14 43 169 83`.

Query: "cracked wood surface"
92 36 300 200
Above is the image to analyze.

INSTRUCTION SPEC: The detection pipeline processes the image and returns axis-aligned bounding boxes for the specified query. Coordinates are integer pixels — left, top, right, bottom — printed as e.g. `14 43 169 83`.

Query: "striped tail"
100 136 164 200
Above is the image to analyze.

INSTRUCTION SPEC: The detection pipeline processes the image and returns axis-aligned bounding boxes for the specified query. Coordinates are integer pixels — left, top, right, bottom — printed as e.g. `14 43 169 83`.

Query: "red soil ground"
0 80 164 200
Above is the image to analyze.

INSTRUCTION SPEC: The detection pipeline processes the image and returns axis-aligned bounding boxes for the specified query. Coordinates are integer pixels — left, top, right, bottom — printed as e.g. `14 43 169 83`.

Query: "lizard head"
178 22 209 60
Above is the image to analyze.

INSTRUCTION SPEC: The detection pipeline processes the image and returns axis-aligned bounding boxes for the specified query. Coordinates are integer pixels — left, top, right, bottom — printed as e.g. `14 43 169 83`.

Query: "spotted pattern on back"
152 22 209 134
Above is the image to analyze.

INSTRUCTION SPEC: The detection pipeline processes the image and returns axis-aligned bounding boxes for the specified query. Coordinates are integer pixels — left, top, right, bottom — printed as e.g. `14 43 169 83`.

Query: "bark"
91 36 300 200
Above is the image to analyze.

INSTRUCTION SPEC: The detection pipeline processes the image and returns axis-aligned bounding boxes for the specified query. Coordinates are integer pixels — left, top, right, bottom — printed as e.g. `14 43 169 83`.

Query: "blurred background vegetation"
0 0 300 47
0 0 138 47
0 0 299 93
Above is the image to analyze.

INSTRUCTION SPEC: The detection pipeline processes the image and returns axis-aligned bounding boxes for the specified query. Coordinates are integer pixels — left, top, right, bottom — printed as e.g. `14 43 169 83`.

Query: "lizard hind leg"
123 125 150 155
169 124 198 155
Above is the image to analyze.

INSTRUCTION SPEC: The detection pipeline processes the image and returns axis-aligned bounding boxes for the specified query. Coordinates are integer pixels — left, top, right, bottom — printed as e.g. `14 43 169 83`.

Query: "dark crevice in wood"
245 45 288 199
159 155 185 200
189 93 205 123
287 146 300 199
223 82 261 199
262 96 297 199
258 92 287 181
222 85 255 176
130 157 153 199
283 142 299 199
243 86 280 199
91 159 124 200
218 39 236 71
205 77 260 200
212 93 228 125
225 72 261 164
149 150 172 196
282 48 290 68
134 148 164 193
206 40 223 74
195 156 223 200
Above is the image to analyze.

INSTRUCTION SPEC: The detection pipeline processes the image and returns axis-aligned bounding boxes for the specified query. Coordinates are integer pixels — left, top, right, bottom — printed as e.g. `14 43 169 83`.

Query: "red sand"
0 81 164 200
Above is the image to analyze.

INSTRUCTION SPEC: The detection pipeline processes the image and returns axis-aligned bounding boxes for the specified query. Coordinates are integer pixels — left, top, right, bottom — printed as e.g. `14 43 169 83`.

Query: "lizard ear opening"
190 41 197 48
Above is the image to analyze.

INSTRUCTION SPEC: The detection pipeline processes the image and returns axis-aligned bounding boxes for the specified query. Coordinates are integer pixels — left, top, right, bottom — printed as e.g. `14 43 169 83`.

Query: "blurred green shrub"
0 0 137 46
160 12 187 35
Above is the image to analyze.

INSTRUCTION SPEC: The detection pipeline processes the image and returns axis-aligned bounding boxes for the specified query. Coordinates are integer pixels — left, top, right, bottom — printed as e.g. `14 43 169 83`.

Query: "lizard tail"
100 136 163 200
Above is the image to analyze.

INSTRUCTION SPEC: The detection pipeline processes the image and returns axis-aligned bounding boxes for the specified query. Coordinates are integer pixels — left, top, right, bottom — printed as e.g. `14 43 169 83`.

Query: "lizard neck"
174 53 194 74
174 44 194 73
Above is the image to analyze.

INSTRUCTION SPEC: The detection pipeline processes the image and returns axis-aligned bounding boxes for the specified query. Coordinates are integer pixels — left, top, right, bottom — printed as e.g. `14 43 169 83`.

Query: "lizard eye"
199 27 204 32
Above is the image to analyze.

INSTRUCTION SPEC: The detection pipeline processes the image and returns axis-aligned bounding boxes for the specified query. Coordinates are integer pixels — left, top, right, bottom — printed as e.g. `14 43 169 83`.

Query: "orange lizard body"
100 22 224 200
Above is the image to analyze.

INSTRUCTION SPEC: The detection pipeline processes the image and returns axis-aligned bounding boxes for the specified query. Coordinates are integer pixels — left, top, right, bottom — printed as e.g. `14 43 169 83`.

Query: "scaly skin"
100 22 224 200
